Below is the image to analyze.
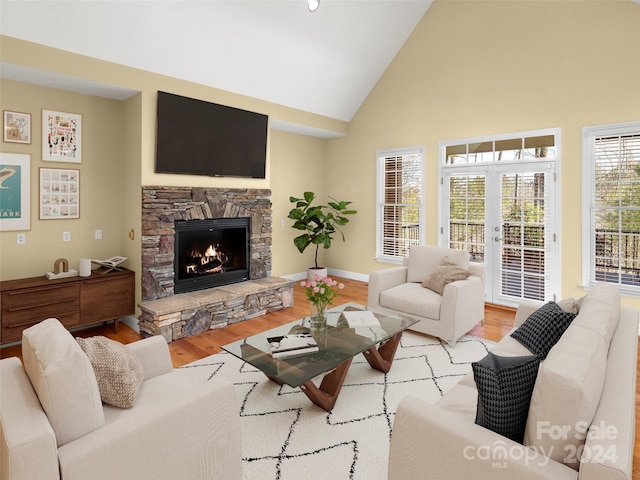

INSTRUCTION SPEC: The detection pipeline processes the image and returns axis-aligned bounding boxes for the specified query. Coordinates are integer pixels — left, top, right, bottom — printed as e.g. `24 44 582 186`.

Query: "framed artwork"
0 153 31 231
42 109 82 163
39 167 80 219
3 110 31 144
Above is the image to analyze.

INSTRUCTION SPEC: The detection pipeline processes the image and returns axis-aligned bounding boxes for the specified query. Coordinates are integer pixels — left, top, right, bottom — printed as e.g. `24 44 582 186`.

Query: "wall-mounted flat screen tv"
155 91 268 178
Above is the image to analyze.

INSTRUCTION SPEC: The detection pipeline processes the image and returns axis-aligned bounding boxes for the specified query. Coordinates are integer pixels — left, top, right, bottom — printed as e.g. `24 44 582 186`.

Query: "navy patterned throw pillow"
510 301 577 359
473 352 541 443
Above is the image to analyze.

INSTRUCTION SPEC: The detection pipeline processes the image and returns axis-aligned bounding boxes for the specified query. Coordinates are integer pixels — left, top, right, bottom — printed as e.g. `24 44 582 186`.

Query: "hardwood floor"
2 276 639 478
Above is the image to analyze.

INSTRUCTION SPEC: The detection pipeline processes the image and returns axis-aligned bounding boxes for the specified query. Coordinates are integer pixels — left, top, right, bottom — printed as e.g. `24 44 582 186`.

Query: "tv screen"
155 91 268 178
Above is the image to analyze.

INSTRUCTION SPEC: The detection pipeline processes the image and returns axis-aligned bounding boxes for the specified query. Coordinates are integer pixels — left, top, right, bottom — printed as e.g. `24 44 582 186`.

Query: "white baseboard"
281 270 369 283
121 314 140 332
327 268 369 283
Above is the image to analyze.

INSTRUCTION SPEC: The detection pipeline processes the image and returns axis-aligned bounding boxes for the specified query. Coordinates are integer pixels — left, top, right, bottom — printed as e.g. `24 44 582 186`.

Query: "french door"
440 131 559 307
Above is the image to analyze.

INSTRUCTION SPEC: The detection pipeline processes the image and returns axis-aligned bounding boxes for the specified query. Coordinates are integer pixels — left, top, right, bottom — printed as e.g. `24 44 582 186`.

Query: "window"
376 147 424 263
582 122 640 295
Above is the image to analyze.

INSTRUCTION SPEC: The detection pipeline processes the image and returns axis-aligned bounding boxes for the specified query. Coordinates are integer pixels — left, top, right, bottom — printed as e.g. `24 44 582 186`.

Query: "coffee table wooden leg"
363 331 403 373
299 357 353 411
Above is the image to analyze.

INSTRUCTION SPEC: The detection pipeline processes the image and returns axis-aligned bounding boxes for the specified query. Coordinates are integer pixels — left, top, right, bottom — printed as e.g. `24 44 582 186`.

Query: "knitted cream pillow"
76 336 144 408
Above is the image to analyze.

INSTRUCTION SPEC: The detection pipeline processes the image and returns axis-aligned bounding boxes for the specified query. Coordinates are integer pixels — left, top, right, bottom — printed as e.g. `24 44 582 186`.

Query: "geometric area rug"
178 332 494 480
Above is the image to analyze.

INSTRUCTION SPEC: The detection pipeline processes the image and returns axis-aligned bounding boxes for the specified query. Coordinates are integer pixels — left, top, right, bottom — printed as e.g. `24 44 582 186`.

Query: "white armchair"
0 318 242 480
368 245 485 345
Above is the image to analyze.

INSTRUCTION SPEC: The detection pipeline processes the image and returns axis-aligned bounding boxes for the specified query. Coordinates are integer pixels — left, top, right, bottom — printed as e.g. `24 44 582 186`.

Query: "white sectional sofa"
388 282 638 480
0 318 242 480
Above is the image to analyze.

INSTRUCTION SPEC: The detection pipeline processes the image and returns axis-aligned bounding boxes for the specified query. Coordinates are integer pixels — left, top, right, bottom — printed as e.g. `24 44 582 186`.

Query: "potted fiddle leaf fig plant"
288 191 357 280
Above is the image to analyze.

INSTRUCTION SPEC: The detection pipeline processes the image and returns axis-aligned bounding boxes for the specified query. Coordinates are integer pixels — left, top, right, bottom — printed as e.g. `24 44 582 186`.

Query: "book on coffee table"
268 333 319 359
338 309 381 328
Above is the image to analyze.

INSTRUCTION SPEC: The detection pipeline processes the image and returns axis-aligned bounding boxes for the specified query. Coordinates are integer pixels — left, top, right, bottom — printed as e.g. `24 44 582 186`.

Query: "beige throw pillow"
421 257 473 295
76 336 144 409
22 318 105 446
406 245 470 283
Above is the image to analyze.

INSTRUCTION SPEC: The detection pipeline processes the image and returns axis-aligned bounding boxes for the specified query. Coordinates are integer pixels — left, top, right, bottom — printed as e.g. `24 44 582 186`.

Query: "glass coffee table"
222 302 419 411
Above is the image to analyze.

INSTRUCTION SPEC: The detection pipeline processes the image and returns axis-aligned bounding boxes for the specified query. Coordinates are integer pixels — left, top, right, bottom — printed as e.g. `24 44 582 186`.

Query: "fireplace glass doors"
174 218 250 294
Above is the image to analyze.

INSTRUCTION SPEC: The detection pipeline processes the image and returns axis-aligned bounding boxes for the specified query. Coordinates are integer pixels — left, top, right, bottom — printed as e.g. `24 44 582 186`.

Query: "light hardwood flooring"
2 276 638 478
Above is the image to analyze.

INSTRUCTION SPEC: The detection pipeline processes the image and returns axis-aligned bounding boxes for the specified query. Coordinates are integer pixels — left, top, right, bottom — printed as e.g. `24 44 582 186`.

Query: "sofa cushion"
379 282 441 319
103 370 195 425
510 301 576 359
435 382 478 423
22 318 105 446
523 282 620 470
421 257 473 295
472 352 540 443
76 336 145 408
406 245 470 283
524 324 608 470
490 334 535 358
571 282 620 347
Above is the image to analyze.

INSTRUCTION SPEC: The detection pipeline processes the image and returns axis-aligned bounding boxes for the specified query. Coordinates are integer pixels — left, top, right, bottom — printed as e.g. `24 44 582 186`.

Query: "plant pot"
307 266 328 281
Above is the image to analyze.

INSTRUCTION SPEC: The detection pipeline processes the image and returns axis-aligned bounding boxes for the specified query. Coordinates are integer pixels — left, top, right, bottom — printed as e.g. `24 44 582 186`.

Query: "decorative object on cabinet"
39 167 80 219
42 109 82 163
3 110 31 144
0 152 30 231
45 257 79 280
0 268 134 344
91 256 128 274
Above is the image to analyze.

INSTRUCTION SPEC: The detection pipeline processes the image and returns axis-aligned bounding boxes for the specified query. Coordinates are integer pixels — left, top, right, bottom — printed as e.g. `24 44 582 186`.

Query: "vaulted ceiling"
0 1 432 122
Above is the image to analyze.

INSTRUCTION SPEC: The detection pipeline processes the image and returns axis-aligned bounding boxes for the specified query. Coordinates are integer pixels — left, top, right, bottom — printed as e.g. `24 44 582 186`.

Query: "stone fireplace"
138 186 294 341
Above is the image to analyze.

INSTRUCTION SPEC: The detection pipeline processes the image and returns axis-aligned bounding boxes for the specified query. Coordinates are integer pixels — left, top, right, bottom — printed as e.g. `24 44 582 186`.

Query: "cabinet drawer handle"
7 298 76 312
7 285 74 296
6 312 77 328
83 278 125 284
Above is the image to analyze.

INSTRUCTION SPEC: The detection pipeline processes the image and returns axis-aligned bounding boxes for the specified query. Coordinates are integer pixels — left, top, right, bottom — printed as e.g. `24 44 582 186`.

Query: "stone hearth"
139 186 294 341
138 277 294 341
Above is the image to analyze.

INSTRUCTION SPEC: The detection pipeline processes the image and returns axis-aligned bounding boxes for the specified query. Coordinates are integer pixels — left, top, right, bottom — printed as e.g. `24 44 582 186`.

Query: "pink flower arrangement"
300 274 344 307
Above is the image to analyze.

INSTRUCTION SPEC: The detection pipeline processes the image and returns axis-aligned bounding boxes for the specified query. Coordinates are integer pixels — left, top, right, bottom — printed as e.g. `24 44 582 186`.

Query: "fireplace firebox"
174 218 250 294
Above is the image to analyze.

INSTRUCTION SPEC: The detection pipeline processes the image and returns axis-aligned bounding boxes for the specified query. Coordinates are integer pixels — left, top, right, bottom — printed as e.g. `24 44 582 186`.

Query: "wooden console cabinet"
0 268 134 344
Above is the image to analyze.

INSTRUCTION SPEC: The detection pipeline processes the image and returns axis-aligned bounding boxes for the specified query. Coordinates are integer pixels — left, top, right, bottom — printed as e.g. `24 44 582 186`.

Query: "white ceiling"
0 0 432 123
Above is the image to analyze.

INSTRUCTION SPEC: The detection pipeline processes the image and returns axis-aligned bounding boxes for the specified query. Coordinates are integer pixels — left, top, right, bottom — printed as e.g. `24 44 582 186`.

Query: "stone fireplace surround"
139 186 294 342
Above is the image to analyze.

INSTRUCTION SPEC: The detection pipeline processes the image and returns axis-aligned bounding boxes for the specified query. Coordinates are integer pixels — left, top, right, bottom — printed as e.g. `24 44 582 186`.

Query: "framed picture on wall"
42 109 82 163
0 152 31 231
39 167 80 219
3 110 31 144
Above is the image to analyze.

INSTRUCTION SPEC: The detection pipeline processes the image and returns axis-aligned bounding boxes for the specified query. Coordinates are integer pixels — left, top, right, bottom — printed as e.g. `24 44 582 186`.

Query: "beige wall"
270 129 328 276
324 0 640 309
0 79 128 279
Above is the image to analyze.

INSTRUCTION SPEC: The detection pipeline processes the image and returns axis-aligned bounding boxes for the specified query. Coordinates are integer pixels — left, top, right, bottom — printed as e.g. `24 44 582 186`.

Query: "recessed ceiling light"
308 0 320 12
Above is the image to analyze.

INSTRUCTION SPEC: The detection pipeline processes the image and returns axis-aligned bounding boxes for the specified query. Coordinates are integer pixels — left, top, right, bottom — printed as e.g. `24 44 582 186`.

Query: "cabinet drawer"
2 283 78 308
1 310 79 343
80 274 134 324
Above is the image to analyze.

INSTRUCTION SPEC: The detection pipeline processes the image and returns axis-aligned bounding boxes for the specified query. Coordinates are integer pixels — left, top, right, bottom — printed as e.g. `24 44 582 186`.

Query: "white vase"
307 267 328 281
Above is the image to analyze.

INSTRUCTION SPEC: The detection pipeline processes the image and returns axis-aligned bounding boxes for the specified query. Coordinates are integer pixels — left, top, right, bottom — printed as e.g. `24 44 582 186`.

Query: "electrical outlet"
16 233 25 245
63 231 71 242
95 229 102 240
